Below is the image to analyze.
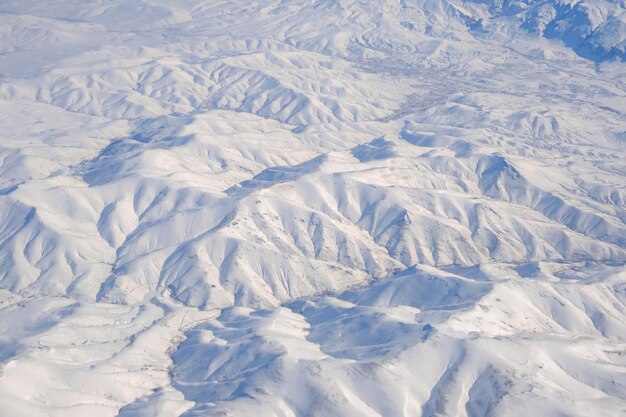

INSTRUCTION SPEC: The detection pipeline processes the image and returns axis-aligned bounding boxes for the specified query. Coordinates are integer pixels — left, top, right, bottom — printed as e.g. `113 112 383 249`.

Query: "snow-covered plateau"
0 1 625 416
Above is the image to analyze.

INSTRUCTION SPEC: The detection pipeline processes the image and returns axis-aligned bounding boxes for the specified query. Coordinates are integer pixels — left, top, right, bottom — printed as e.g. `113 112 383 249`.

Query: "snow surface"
0 1 625 416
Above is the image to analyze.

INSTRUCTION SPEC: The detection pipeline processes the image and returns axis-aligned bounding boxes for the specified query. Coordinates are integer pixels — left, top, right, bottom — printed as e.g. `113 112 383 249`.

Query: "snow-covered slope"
0 1 624 416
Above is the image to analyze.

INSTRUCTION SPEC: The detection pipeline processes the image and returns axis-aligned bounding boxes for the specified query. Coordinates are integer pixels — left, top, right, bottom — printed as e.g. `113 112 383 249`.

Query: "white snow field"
0 0 625 416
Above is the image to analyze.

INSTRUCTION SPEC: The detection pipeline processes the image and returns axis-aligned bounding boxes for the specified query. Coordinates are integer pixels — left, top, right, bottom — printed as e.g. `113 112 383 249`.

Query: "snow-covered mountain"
0 1 624 416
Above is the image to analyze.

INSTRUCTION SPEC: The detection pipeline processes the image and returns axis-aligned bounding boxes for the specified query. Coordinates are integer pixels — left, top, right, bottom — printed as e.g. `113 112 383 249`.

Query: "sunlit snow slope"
0 1 625 416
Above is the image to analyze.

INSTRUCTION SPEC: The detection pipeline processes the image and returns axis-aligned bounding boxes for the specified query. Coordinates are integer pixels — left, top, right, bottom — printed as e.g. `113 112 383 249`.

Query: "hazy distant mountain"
0 1 624 416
